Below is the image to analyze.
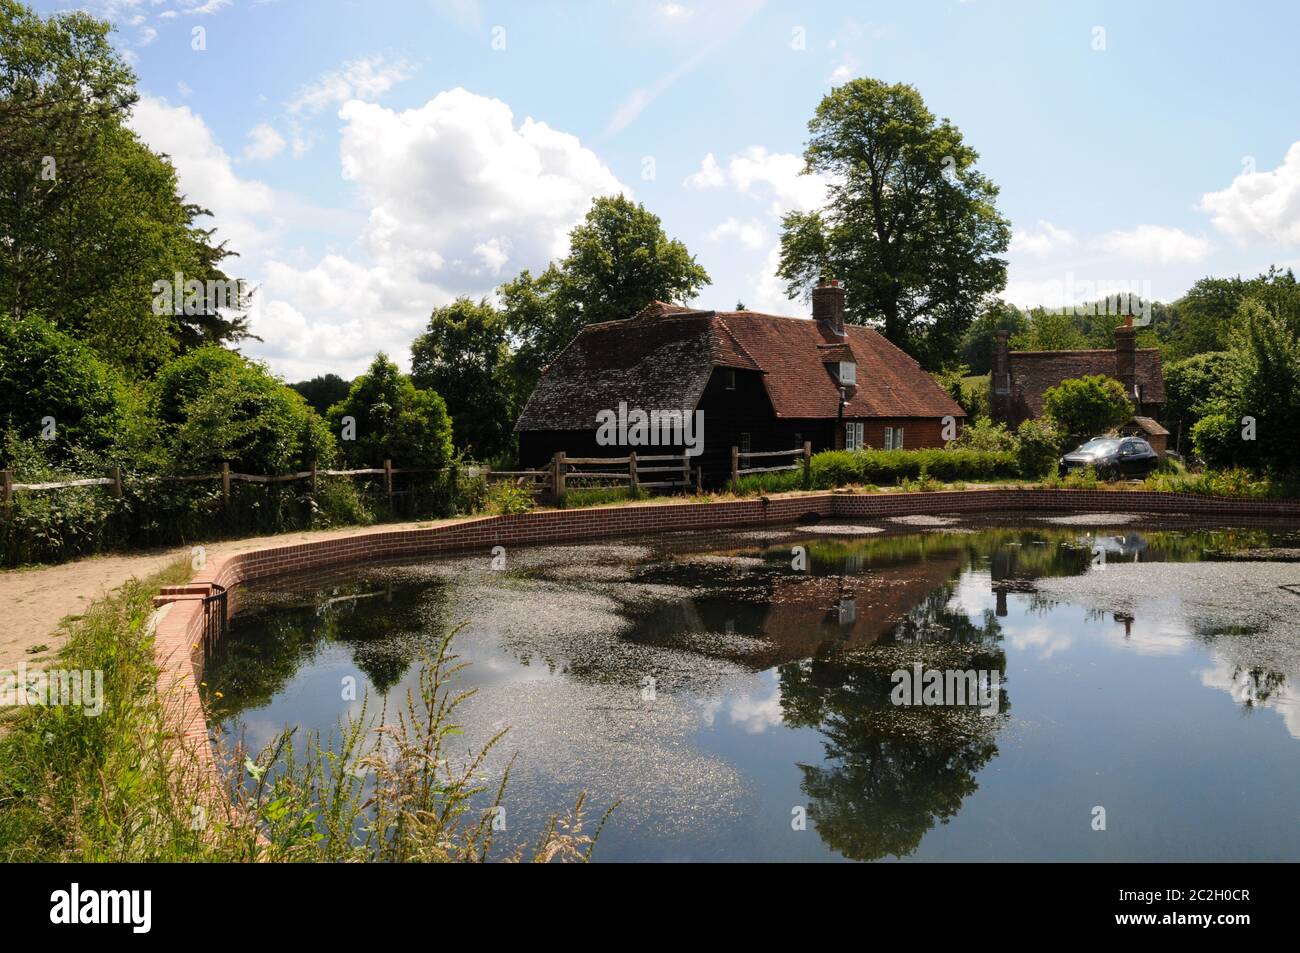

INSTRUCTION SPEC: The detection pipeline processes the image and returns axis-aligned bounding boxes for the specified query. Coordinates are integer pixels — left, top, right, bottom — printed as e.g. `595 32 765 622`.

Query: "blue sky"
40 0 1300 379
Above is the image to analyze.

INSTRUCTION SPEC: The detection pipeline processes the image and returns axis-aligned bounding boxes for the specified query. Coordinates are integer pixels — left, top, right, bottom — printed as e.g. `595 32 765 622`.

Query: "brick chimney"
1114 316 1138 404
812 278 846 335
990 330 1011 422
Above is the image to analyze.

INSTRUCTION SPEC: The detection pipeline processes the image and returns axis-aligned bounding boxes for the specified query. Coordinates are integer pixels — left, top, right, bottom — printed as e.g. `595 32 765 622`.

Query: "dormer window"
723 368 736 390
839 361 856 385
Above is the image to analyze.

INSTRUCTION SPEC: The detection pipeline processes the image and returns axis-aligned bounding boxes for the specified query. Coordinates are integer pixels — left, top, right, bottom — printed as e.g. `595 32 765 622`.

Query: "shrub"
1041 375 1134 443
1144 467 1274 498
734 469 806 495
809 448 1017 489
1015 418 1064 479
947 415 1017 453
0 315 130 463
1190 412 1242 469
486 481 536 515
329 354 453 470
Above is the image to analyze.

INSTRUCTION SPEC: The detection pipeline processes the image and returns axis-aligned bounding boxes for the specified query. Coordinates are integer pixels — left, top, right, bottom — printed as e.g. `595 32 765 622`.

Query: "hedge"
809 448 1019 489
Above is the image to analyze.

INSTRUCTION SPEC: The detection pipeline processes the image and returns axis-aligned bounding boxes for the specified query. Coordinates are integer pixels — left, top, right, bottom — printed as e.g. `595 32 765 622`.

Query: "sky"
35 0 1300 380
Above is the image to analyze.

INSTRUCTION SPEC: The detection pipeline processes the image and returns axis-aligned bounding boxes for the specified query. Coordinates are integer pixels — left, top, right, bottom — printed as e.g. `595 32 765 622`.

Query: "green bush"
809 448 1018 489
328 354 453 470
1041 375 1134 443
1144 467 1274 498
486 481 536 515
734 468 806 495
1190 412 1242 469
0 315 130 463
948 415 1017 453
1015 418 1064 479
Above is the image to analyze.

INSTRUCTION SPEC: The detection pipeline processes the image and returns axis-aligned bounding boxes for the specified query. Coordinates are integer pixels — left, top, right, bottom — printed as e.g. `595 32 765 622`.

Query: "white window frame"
845 422 864 451
885 426 904 450
839 361 857 385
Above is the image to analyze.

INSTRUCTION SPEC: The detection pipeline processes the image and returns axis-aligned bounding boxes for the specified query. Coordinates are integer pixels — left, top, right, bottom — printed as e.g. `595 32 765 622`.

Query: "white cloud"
1010 219 1076 257
707 216 767 250
726 146 829 214
242 123 286 161
128 96 277 259
683 152 725 189
288 54 415 117
659 3 693 18
1199 141 1300 245
1098 224 1212 264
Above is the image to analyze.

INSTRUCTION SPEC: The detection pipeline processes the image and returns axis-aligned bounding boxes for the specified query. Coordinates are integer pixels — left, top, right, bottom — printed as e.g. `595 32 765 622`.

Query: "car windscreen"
1076 439 1120 453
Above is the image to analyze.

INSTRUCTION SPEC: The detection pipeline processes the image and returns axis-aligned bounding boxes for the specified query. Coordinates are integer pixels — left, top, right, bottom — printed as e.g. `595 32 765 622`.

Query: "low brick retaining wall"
150 487 1300 790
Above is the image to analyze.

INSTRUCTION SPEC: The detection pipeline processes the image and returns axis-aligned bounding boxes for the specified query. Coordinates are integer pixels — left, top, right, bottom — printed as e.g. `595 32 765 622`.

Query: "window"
994 372 1011 395
844 422 864 451
885 426 904 450
793 432 803 449
740 432 751 454
839 361 857 385
723 368 736 390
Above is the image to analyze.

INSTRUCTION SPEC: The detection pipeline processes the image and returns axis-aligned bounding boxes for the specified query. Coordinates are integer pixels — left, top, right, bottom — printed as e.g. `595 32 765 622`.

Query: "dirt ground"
0 519 462 670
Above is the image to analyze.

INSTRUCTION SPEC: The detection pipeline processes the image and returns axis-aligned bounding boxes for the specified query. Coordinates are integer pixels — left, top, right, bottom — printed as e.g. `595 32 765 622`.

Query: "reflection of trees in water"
207 579 449 717
780 584 1009 862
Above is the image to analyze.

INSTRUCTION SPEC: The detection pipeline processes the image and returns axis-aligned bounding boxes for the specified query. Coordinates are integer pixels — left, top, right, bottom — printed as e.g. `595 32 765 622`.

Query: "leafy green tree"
328 354 453 470
1230 297 1300 473
1162 267 1300 361
0 314 128 463
1011 308 1089 352
1162 351 1239 450
959 299 1026 375
1041 375 1134 443
501 195 710 398
289 374 352 417
776 78 1009 368
410 297 514 461
0 0 250 371
153 346 333 473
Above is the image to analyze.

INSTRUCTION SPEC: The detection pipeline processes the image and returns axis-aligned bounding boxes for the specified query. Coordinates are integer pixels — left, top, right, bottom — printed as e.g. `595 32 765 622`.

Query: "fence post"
695 464 703 494
310 463 317 493
628 451 638 494
803 441 812 485
221 462 231 507
2 469 12 513
109 466 122 498
730 446 739 491
551 451 567 507
384 459 393 503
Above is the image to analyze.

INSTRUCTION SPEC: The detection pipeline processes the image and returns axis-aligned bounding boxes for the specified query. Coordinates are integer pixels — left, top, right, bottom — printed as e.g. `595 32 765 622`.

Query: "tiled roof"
1007 348 1165 417
515 301 965 431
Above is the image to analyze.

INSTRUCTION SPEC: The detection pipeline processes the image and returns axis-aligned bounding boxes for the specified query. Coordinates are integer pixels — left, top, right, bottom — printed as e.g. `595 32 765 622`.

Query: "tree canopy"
777 78 1010 368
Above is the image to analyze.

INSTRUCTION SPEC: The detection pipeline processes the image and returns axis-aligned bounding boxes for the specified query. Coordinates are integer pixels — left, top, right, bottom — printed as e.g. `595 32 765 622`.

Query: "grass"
0 561 611 862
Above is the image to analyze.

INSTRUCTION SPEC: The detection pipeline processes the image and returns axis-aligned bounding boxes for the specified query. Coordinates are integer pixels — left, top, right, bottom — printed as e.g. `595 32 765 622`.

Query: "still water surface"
205 517 1300 861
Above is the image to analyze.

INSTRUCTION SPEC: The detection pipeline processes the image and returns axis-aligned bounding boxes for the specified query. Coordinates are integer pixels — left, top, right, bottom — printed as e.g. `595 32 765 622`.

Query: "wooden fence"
730 442 813 489
548 450 696 506
1 451 702 512
1 459 451 511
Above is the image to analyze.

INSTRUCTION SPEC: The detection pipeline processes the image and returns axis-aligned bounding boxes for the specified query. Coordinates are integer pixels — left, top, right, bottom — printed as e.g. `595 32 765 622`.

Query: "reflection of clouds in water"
1004 622 1073 659
1200 654 1300 740
947 571 993 625
698 673 784 735
1100 604 1192 657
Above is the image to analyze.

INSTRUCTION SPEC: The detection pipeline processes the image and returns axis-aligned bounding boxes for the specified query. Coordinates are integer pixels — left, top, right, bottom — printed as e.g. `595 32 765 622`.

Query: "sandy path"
0 518 464 669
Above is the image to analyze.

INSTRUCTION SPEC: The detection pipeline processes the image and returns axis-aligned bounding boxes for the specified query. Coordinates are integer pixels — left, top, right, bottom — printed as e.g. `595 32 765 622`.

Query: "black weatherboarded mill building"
514 281 966 484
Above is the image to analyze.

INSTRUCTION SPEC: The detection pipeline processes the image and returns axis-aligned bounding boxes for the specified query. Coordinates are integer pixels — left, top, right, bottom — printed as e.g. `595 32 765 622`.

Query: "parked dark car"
1059 436 1159 480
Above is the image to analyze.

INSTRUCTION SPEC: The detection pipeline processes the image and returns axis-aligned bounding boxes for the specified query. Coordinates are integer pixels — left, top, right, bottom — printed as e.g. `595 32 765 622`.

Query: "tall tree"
410 297 514 461
0 0 251 371
777 78 1009 368
501 195 710 398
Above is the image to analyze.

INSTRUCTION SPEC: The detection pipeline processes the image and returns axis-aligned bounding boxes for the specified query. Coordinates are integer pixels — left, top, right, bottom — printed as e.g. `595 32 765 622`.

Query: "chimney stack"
812 278 846 335
990 330 1011 422
1114 318 1137 403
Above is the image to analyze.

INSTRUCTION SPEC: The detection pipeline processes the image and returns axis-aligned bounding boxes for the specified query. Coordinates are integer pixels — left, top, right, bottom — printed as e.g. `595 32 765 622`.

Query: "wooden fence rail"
731 442 812 489
549 449 695 505
1 451 704 512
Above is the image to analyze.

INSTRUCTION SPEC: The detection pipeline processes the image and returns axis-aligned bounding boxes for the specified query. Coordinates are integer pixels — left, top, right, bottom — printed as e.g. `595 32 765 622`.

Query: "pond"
204 515 1300 862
